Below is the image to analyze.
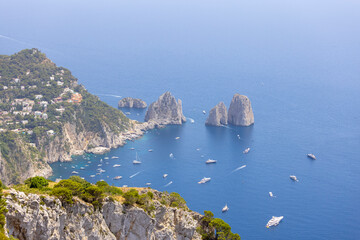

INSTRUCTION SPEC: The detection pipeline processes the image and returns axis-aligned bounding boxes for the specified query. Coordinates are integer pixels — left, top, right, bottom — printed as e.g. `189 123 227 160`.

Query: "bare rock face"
205 102 228 126
228 94 254 126
145 92 186 125
118 97 147 108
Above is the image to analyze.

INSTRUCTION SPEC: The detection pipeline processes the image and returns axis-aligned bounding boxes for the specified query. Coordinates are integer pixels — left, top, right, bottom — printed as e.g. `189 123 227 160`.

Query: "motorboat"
163 174 168 178
202 110 206 114
113 164 121 167
290 175 298 181
113 176 122 180
307 153 316 160
175 137 180 140
206 159 217 164
222 204 229 212
266 216 284 228
80 167 85 170
198 177 211 184
130 147 135 150
243 148 250 154
90 175 95 178
146 183 151 186
269 192 274 197
104 157 109 160
111 156 119 159
148 149 154 152
71 171 79 174
169 153 174 158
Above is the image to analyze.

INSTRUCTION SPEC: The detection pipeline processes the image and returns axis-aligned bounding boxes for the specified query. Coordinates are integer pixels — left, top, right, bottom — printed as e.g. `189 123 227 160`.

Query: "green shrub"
24 176 48 189
54 179 84 195
169 192 187 209
123 189 139 206
147 191 154 199
50 187 73 204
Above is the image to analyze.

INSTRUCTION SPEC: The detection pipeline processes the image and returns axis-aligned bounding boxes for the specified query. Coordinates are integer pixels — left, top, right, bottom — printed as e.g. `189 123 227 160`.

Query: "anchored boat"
266 216 284 228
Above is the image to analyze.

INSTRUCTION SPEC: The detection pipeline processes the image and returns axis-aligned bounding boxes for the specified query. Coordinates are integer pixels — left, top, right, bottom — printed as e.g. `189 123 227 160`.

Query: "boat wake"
230 165 246 174
187 118 195 123
96 93 122 98
164 181 173 187
129 171 142 178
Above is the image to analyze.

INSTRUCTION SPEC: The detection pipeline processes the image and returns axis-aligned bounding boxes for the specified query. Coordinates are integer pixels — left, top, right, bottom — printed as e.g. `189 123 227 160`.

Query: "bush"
51 187 73 204
169 192 187 209
123 189 139 206
54 179 84 195
25 176 48 189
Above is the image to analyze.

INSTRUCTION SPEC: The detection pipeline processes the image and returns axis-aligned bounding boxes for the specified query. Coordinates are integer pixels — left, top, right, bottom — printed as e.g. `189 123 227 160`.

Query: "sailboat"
222 204 229 212
133 152 141 164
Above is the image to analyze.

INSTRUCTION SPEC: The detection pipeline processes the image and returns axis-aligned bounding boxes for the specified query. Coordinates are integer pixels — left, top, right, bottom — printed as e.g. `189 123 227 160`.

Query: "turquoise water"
1 0 360 239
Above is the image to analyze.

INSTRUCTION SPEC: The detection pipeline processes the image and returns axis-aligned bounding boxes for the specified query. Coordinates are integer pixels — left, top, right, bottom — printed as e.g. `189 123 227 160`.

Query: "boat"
163 174 168 178
71 166 75 169
98 164 102 166
113 164 121 167
169 153 174 158
125 112 131 115
111 156 119 159
206 159 217 164
104 157 109 160
130 147 135 150
237 134 240 139
87 161 91 163
71 171 79 174
113 176 122 180
202 110 206 114
269 192 274 197
80 167 85 170
290 175 298 181
222 204 229 212
175 137 180 140
196 148 200 151
122 185 128 187
198 177 211 184
133 152 141 164
146 183 151 186
90 175 95 178
148 149 153 152
243 148 250 154
307 153 316 160
266 216 284 228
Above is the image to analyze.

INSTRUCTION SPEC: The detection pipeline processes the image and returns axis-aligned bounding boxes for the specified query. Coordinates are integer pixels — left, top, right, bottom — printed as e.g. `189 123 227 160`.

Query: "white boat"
111 156 119 159
113 176 122 180
175 137 180 140
146 183 151 186
98 164 102 166
290 175 298 181
222 204 229 212
269 192 274 197
71 171 79 174
266 216 284 228
163 174 168 178
122 185 128 187
71 166 75 169
196 148 200 151
133 152 141 164
130 147 135 150
206 159 217 164
113 164 121 167
125 112 131 115
189 118 195 123
80 167 85 170
169 153 174 158
87 161 91 163
104 157 109 160
198 177 211 184
243 148 250 154
202 110 206 114
148 149 153 152
90 175 95 178
307 153 316 160
237 134 240 139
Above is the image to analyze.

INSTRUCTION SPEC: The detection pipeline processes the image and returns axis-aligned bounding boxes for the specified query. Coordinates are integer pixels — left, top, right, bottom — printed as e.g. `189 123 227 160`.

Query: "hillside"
0 49 146 185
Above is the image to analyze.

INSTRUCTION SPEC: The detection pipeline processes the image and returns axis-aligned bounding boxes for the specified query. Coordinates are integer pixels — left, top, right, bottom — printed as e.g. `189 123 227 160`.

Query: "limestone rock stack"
227 94 254 126
145 92 186 125
205 102 228 126
118 97 147 108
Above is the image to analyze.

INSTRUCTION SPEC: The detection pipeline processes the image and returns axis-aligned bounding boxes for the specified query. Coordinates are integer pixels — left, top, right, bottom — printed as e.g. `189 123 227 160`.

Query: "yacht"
269 192 274 197
130 147 135 150
175 137 180 140
133 152 141 164
104 157 109 160
148 149 153 152
198 177 211 184
111 156 119 159
113 164 121 167
206 159 217 164
290 175 298 181
90 175 95 178
222 204 229 212
307 153 316 160
71 171 79 174
202 110 206 114
169 153 174 158
266 216 284 228
80 167 85 170
146 183 151 186
163 174 168 178
113 176 122 180
243 148 250 154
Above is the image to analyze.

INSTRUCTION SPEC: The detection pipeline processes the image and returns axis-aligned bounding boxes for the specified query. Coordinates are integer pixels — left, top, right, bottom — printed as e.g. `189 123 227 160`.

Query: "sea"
1 0 360 239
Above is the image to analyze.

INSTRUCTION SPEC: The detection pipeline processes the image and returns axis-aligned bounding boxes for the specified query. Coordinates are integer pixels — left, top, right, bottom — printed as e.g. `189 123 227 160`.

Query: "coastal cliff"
205 102 228 126
4 189 202 240
118 97 147 108
228 94 254 126
145 92 186 125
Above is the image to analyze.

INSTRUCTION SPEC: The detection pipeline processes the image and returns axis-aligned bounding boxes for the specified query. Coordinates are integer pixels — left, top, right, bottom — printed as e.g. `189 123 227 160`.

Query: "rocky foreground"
5 189 202 240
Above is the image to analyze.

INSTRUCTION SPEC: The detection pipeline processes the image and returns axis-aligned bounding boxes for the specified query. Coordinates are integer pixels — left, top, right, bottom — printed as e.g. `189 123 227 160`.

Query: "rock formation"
228 94 254 126
118 97 147 108
145 92 186 125
5 189 202 240
205 102 228 126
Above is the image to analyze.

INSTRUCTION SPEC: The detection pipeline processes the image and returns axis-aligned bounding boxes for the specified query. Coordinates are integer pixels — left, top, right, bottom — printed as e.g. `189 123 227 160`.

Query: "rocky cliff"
118 97 147 109
205 102 228 126
4 189 202 240
145 92 186 125
228 94 254 126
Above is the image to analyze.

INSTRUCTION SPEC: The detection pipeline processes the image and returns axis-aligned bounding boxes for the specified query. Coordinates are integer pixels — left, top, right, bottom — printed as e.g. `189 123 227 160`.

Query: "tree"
123 189 139 206
51 187 73 204
25 176 48 189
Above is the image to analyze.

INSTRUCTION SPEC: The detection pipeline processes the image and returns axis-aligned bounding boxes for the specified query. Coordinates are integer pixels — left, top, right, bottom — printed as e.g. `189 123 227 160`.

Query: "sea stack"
118 97 147 108
145 91 186 125
205 102 228 126
227 94 254 126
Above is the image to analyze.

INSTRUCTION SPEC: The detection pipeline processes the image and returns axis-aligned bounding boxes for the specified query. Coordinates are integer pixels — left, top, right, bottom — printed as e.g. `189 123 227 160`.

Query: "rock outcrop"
5 189 202 240
205 102 228 126
228 94 254 126
145 92 186 125
118 97 147 108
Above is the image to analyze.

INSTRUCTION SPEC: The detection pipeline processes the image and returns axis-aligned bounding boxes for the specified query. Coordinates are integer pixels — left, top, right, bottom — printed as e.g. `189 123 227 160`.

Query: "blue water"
1 0 360 239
